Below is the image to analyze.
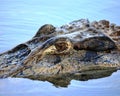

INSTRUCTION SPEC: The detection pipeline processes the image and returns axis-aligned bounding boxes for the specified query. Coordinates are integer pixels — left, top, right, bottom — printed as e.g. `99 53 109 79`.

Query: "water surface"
0 0 120 96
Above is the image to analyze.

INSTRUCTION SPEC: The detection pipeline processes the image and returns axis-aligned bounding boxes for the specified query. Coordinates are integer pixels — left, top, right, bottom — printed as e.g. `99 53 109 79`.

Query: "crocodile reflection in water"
28 67 117 87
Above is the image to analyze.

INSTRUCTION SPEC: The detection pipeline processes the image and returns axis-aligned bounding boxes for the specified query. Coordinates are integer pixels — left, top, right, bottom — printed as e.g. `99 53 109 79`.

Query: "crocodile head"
0 19 120 87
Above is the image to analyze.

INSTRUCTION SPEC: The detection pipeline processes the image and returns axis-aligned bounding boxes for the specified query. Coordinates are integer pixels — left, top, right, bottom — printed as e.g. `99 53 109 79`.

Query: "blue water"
0 0 120 96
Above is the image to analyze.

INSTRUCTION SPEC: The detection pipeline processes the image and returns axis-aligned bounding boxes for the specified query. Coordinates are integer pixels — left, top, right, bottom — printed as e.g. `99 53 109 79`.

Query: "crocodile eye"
54 38 72 54
55 41 68 52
